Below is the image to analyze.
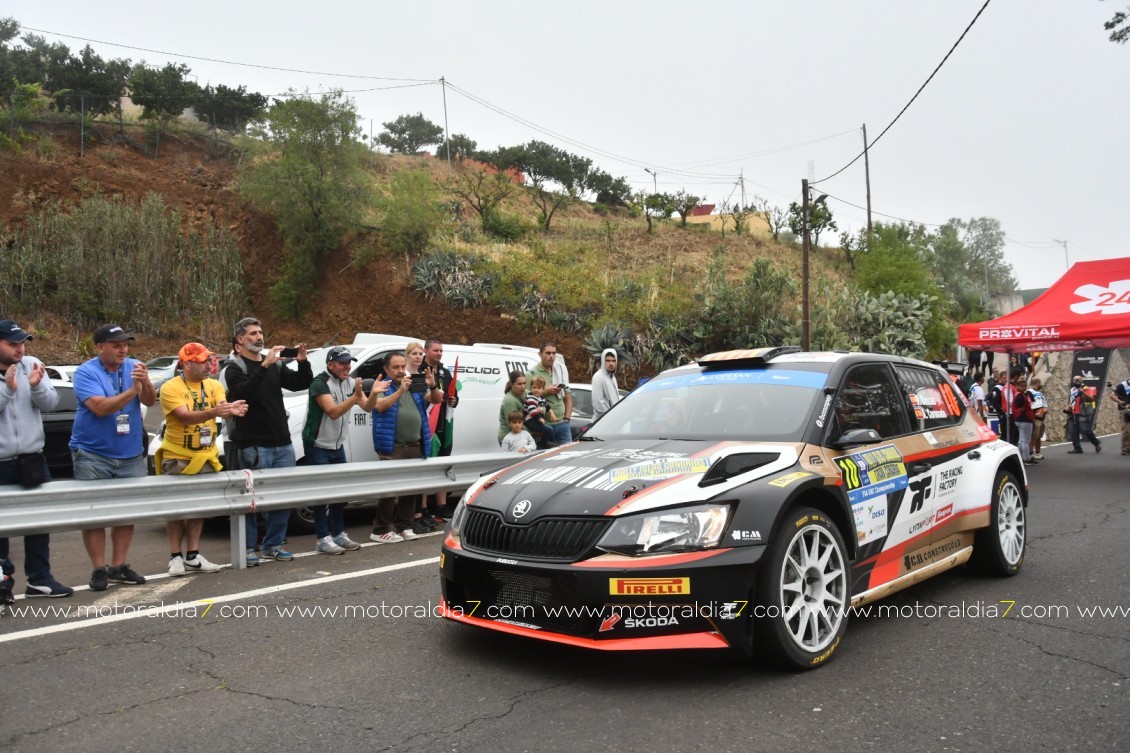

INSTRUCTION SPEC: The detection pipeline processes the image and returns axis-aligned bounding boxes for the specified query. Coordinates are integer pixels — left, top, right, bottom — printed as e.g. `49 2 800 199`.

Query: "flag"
429 357 458 457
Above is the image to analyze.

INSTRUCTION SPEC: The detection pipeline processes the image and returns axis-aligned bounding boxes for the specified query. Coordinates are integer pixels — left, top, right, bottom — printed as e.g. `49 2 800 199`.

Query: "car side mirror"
833 428 883 448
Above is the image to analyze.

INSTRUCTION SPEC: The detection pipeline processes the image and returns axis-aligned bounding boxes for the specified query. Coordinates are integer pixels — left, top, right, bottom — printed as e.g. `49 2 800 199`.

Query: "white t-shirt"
969 383 986 412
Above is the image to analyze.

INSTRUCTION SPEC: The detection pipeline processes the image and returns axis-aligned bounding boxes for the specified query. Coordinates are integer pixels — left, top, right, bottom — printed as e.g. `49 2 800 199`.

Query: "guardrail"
0 453 524 569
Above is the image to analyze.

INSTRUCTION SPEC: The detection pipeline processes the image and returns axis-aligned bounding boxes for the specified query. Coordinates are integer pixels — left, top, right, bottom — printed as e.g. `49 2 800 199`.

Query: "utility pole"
862 123 872 240
644 167 657 194
739 168 745 209
440 76 452 176
1054 238 1069 271
802 178 811 352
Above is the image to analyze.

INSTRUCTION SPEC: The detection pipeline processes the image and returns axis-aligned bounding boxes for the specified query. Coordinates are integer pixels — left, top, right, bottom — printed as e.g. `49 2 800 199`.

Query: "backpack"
987 384 1004 415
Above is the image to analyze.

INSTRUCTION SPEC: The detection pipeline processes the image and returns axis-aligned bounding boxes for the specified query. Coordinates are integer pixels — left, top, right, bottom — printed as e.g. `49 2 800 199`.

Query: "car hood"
467 439 802 523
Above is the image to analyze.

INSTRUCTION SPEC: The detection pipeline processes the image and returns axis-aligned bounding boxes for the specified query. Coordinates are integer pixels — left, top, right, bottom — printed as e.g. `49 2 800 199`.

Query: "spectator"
222 317 313 566
0 320 72 601
969 372 987 420
1108 378 1130 455
369 352 440 544
302 346 382 554
1012 377 1037 465
501 410 536 453
1066 375 1101 454
498 371 527 444
157 342 247 576
526 342 572 447
405 341 426 376
524 376 557 446
591 348 621 421
422 338 459 521
71 324 154 591
1027 378 1048 460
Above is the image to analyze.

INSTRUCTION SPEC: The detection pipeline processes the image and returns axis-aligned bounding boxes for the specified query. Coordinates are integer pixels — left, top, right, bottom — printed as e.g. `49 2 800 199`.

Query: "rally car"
439 346 1027 669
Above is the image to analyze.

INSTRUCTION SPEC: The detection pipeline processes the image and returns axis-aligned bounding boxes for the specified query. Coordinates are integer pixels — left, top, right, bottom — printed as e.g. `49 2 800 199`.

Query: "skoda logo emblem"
512 499 532 519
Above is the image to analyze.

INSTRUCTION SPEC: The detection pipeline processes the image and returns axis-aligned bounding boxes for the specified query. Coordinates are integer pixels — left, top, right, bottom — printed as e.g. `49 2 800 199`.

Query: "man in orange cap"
157 342 247 576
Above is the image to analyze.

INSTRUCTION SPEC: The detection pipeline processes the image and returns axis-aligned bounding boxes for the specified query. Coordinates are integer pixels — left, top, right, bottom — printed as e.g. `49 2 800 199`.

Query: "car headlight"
448 495 469 536
596 504 730 556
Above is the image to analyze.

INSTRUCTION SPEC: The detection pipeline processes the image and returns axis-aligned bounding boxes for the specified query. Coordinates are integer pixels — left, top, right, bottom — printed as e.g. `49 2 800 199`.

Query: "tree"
753 197 789 242
50 45 131 118
1104 1 1130 43
671 189 702 227
484 140 592 232
376 169 448 257
193 84 268 132
238 90 373 318
377 112 444 154
434 132 477 161
787 200 838 246
128 62 200 122
587 169 632 207
943 217 1016 296
444 166 516 229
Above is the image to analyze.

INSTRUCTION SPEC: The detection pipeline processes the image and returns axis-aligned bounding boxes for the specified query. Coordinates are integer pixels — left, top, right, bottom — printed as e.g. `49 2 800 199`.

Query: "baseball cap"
178 342 215 363
0 320 32 343
93 324 135 344
326 346 356 363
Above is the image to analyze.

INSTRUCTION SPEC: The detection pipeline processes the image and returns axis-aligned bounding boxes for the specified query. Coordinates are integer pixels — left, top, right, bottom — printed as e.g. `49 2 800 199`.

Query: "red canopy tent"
957 257 1130 353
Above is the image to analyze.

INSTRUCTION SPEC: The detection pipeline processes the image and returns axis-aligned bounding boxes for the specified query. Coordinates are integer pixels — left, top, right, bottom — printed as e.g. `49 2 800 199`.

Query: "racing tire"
972 469 1025 576
754 506 849 670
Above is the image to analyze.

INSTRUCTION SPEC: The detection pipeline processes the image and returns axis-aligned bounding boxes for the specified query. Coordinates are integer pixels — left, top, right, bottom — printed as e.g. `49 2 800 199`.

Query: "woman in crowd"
498 371 528 445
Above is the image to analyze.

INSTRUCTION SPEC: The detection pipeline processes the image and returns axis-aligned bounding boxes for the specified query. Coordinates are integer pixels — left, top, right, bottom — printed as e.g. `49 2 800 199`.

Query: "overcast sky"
11 0 1128 290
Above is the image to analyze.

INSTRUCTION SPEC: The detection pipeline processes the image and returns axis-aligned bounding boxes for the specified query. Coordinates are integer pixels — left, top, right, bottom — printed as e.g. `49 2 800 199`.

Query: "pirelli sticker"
609 577 691 596
834 444 908 505
768 471 813 488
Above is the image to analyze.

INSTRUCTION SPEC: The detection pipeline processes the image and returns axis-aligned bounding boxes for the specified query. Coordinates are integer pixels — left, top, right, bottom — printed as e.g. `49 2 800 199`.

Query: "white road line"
0 556 440 644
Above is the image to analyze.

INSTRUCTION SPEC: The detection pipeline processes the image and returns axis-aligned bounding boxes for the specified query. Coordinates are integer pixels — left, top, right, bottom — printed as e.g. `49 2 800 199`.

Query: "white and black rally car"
440 347 1027 669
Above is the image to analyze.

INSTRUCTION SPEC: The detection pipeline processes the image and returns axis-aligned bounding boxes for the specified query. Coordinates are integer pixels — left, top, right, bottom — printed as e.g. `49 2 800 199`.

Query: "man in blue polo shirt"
71 323 156 592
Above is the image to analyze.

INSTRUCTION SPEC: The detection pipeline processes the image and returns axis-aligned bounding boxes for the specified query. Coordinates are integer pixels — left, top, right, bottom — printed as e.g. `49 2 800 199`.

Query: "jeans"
0 457 54 585
1016 421 1033 461
545 421 573 446
303 443 347 539
72 447 147 480
1067 416 1100 451
240 444 295 550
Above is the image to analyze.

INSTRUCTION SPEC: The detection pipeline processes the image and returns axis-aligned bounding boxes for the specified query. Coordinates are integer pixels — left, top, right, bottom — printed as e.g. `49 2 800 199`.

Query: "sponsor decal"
623 616 680 629
808 455 824 465
599 613 622 632
935 467 963 498
495 619 542 630
1069 279 1130 315
810 635 840 666
718 602 746 620
834 444 909 505
730 529 763 542
495 558 519 565
923 431 938 445
903 536 964 570
512 500 532 519
599 449 686 461
908 476 932 514
935 503 954 524
608 457 712 484
852 499 887 545
816 394 833 428
767 471 813 488
978 325 1060 339
610 577 691 596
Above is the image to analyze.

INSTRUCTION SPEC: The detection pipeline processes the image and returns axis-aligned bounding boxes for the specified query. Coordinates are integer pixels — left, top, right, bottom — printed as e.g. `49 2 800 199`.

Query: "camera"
279 347 299 358
409 373 429 393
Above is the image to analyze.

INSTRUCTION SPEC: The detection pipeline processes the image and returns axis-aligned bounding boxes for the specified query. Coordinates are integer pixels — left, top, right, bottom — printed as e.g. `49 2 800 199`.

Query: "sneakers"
246 550 260 567
1095 443 1102 453
1033 453 1044 460
169 555 187 577
1023 459 1039 466
316 536 345 555
332 533 361 551
260 547 294 562
399 528 419 541
420 512 439 531
108 564 146 585
185 554 221 573
90 566 110 591
25 579 75 598
370 531 404 544
0 576 14 605
411 518 433 535
431 505 456 521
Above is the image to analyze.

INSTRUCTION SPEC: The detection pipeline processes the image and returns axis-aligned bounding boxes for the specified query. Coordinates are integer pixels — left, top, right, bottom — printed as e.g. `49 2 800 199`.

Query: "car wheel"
755 506 849 669
289 506 316 535
972 469 1025 576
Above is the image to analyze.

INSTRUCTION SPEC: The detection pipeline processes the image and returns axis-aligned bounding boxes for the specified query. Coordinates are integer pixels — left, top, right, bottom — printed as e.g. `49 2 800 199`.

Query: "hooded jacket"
591 348 620 421
0 355 59 458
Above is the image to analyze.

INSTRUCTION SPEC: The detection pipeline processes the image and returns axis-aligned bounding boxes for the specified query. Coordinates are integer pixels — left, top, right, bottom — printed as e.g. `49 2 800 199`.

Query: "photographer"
1066 375 1101 454
1109 378 1130 456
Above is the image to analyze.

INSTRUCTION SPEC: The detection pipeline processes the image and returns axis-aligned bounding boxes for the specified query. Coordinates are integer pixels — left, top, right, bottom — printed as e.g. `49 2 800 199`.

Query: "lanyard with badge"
114 367 131 435
182 375 213 448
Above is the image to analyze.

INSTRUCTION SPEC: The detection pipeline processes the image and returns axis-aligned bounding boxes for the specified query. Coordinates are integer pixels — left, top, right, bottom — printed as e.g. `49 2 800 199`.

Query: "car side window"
829 364 909 442
354 351 397 382
894 366 966 432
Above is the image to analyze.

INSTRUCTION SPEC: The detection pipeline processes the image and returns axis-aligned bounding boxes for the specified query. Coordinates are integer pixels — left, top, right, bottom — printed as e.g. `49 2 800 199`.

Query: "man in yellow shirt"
157 342 247 576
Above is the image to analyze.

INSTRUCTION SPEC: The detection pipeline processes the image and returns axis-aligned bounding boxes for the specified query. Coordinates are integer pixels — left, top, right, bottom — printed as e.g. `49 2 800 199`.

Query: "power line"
19 25 437 83
811 0 993 186
819 191 944 227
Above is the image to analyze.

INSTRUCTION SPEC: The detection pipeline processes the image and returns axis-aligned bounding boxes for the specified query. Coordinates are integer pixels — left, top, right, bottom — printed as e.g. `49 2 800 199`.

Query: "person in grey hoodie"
0 319 73 602
591 348 621 421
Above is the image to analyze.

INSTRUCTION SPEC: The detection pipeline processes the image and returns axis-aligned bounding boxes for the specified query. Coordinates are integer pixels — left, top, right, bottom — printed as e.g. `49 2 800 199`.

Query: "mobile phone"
279 347 299 358
409 373 429 393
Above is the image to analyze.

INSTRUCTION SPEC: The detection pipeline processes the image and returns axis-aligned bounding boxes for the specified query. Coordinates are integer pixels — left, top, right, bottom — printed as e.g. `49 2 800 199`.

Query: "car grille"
462 508 611 562
457 566 593 636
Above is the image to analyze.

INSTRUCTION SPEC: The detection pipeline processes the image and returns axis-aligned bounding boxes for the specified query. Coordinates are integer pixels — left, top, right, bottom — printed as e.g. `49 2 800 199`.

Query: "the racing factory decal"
852 499 888 545
608 458 712 485
834 444 909 504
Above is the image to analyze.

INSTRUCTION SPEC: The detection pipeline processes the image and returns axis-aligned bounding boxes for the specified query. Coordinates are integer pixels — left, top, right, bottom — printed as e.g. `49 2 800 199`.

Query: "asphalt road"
2 439 1128 752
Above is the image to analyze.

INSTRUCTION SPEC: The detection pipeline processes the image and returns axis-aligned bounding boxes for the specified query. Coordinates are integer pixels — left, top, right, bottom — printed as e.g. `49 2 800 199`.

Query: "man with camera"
1066 375 1101 454
369 352 441 544
1108 378 1130 455
222 317 313 566
0 320 72 603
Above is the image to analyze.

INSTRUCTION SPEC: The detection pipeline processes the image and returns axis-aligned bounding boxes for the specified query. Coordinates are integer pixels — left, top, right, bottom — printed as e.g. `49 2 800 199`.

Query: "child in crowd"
501 410 537 453
524 377 557 430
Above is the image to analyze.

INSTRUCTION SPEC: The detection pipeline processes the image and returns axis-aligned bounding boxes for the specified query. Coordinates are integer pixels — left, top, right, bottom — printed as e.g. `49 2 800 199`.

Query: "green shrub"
482 209 531 241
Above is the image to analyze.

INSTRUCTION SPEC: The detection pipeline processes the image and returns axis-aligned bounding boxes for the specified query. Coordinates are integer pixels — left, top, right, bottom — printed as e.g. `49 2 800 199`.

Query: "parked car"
42 378 77 478
440 346 1027 669
43 364 79 382
567 382 629 439
145 355 180 390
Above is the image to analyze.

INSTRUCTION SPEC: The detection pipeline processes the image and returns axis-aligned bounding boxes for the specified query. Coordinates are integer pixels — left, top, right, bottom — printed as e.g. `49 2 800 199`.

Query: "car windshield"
592 366 828 442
